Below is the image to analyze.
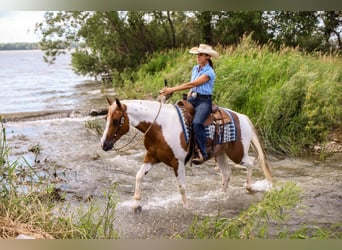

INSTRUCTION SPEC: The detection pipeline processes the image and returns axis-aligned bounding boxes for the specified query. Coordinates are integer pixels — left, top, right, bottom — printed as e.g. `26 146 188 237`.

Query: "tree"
36 11 189 81
195 11 214 44
35 11 340 82
266 11 322 51
320 11 342 51
211 11 270 46
36 11 86 64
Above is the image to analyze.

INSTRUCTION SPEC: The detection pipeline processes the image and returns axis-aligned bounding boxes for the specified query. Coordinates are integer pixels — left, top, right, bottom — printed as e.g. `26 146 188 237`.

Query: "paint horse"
101 98 272 212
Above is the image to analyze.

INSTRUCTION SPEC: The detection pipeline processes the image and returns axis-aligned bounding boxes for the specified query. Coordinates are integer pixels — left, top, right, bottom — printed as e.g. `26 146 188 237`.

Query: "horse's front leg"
175 161 189 208
133 162 152 212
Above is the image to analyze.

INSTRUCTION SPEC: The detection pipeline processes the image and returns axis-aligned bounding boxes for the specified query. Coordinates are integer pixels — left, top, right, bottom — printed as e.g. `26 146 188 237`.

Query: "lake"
0 50 114 115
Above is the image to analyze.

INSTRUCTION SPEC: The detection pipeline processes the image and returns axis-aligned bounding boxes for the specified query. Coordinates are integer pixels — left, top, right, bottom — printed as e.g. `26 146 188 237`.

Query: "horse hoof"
246 186 255 194
133 206 142 213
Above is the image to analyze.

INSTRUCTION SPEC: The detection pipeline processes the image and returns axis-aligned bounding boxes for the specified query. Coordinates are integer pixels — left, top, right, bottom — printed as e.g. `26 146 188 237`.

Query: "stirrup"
192 150 205 165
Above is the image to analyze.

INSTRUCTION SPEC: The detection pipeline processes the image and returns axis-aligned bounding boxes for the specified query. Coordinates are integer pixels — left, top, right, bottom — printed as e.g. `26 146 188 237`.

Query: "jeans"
187 96 212 159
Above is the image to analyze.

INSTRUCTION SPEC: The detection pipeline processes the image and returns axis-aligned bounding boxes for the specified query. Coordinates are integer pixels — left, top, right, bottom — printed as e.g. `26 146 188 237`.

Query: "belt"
191 92 212 99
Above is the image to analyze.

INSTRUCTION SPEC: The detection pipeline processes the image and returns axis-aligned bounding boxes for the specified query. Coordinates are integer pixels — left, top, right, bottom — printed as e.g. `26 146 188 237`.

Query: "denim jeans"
187 96 212 159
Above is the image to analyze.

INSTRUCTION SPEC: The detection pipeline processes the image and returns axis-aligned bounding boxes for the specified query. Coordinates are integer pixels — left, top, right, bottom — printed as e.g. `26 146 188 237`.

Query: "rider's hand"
159 87 172 96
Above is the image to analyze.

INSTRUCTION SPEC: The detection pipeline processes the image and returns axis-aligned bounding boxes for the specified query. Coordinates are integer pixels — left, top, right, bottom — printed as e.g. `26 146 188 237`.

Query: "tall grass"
117 35 342 156
215 36 341 156
175 182 342 239
0 118 118 239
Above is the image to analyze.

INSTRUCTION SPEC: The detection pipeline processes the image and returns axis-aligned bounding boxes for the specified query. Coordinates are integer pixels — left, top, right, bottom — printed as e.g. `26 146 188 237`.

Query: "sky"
0 11 45 43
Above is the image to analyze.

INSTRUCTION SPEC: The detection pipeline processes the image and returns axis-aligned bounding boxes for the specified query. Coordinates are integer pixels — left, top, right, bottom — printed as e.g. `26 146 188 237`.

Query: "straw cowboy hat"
189 44 219 58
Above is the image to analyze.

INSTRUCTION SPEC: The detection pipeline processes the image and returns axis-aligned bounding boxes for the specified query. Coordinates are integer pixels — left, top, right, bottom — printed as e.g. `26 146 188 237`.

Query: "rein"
112 101 163 152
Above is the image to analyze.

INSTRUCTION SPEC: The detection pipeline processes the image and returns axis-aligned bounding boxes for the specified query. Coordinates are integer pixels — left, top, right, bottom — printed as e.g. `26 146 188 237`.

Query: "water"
5 116 342 238
0 50 114 114
1 50 341 238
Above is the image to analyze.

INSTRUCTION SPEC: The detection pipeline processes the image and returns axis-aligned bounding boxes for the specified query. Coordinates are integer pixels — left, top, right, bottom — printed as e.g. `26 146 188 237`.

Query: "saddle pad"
173 105 191 143
173 105 237 144
205 108 237 143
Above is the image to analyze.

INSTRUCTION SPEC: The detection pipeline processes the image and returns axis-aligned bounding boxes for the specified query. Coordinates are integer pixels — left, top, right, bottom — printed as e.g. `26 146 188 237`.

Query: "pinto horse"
101 98 272 212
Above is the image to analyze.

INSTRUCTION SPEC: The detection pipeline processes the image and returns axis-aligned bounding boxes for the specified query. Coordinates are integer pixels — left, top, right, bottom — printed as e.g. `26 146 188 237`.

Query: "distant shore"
0 42 39 50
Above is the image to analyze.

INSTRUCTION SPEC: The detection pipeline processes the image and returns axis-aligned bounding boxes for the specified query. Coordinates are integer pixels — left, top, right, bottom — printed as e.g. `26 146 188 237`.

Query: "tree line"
35 11 341 81
0 43 39 50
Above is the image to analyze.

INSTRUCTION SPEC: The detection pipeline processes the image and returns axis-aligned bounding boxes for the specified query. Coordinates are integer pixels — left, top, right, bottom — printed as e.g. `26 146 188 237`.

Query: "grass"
175 182 342 239
116 35 342 157
0 118 119 239
85 119 104 135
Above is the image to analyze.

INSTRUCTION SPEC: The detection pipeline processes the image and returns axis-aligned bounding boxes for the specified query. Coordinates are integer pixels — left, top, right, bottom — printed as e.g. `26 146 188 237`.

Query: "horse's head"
101 98 129 151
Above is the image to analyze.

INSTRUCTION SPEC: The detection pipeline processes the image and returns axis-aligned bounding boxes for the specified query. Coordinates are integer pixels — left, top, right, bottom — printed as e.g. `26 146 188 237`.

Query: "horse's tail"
246 117 272 182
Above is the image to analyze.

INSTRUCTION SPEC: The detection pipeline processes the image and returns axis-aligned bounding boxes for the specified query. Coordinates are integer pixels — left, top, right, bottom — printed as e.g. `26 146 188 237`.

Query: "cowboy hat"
189 44 219 58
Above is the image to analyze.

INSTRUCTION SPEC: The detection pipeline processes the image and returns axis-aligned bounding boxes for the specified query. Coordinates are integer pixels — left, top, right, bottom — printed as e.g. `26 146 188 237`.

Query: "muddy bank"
0 108 108 123
4 115 342 238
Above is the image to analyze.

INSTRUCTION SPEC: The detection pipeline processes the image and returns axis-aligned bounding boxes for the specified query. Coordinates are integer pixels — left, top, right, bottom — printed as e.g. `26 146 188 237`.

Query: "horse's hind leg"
133 162 152 212
216 152 231 192
241 154 255 192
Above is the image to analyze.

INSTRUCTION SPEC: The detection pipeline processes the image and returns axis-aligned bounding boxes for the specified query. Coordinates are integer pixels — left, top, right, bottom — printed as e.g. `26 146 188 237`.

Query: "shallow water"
4 117 342 238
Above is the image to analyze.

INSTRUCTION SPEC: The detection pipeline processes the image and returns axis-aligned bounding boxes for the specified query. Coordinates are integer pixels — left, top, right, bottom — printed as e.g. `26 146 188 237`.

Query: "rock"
314 145 321 152
91 153 101 160
90 108 108 116
16 234 35 239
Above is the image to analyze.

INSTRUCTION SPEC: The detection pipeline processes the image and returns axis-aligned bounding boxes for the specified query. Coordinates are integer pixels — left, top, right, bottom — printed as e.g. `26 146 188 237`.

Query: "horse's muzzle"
102 142 113 151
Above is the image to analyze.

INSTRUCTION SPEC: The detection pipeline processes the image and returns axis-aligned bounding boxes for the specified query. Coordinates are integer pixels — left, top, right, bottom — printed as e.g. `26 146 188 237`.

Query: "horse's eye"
113 119 120 125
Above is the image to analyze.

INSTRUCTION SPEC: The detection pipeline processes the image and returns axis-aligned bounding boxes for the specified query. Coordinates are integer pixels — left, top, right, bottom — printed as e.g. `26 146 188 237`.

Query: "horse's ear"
115 98 123 110
106 97 113 105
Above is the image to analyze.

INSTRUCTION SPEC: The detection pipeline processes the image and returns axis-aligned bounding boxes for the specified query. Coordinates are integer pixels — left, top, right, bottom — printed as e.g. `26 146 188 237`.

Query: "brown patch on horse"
102 101 130 151
180 132 188 152
109 103 130 137
225 112 244 164
136 121 179 176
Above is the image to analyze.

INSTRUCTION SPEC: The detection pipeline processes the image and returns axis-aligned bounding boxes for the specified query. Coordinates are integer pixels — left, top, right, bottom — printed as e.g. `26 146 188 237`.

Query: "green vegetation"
0 119 118 239
0 43 39 50
85 119 105 135
117 36 342 157
176 182 342 239
36 11 341 79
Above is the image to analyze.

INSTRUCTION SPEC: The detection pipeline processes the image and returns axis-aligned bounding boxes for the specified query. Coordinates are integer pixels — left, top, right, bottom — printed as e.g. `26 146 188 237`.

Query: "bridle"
111 113 126 141
112 101 163 152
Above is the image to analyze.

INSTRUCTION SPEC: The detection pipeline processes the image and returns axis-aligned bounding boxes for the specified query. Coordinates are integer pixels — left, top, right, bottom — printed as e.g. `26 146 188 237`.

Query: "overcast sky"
0 11 45 43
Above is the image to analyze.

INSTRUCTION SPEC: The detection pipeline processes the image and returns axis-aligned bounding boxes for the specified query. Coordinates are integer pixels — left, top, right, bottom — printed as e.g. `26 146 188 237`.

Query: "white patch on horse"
101 112 112 146
158 105 188 160
124 100 159 127
124 100 187 160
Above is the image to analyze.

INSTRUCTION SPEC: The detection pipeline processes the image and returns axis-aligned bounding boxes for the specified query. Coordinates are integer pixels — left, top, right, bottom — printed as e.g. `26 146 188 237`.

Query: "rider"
159 44 219 164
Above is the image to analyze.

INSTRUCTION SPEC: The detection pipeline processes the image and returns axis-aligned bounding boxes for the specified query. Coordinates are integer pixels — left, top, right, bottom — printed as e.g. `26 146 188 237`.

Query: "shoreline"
0 108 108 123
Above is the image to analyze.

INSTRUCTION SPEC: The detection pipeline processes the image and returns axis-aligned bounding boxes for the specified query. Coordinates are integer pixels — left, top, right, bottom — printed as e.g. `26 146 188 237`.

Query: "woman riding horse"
160 44 219 165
